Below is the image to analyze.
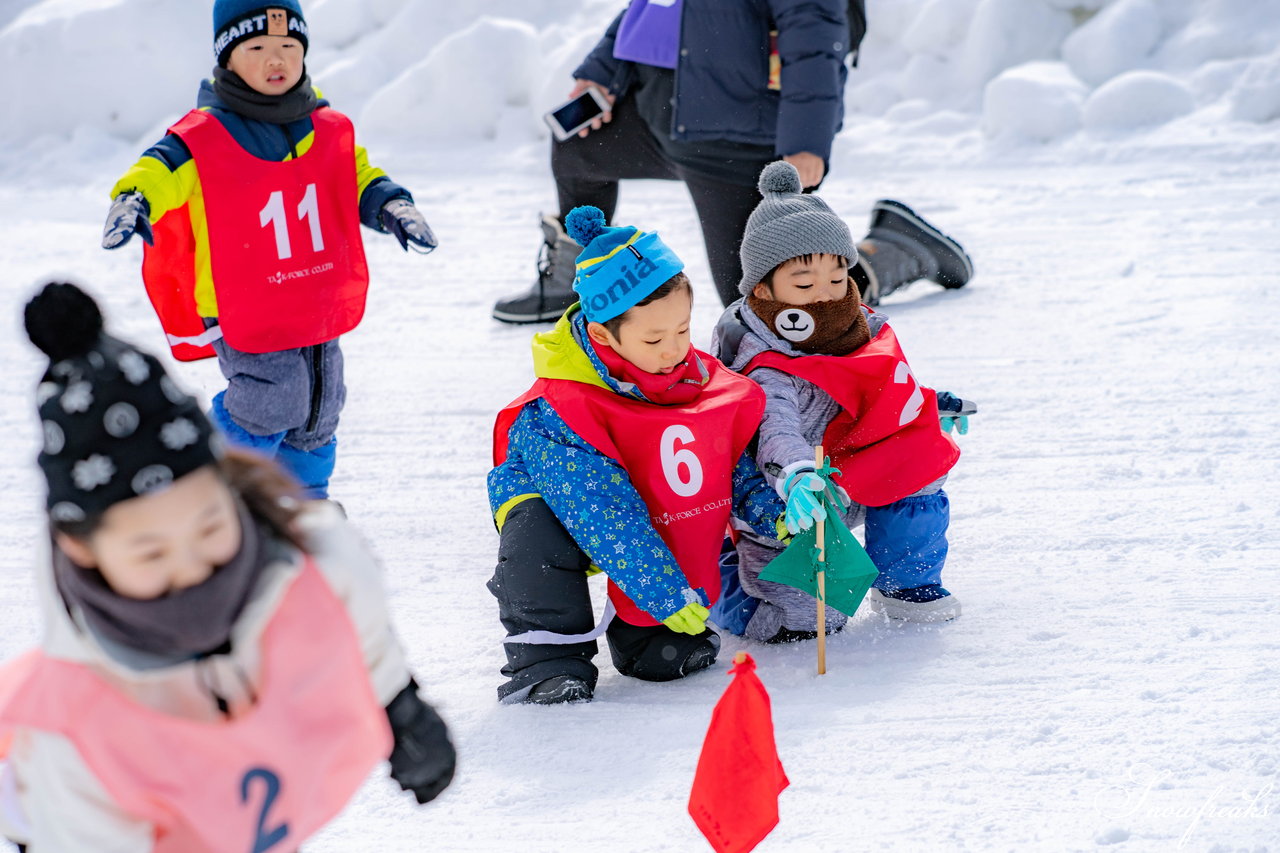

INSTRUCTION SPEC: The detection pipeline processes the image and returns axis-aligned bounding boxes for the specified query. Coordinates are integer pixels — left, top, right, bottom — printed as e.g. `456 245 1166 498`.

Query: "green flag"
759 497 879 620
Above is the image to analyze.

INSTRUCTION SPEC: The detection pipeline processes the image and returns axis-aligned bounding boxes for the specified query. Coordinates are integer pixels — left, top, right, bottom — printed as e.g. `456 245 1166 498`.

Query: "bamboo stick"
815 445 827 676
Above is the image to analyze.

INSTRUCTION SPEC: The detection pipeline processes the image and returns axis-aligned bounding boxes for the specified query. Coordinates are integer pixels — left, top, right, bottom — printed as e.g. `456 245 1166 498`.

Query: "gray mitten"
102 192 153 249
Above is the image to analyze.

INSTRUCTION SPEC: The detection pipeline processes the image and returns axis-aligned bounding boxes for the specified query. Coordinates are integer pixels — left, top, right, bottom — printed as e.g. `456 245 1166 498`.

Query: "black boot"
491 214 582 324
606 620 721 682
859 199 973 304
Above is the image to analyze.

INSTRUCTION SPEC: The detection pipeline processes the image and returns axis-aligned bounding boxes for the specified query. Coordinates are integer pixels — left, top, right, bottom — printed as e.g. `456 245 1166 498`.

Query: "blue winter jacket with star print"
488 308 785 623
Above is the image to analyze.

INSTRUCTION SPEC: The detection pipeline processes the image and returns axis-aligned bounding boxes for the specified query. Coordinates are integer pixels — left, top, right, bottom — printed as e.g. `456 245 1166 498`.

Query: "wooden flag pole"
815 445 827 676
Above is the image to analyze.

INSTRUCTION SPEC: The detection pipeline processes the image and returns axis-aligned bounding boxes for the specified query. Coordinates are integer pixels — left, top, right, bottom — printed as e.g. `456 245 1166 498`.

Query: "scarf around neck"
589 336 708 406
747 279 870 356
52 501 273 659
212 66 318 124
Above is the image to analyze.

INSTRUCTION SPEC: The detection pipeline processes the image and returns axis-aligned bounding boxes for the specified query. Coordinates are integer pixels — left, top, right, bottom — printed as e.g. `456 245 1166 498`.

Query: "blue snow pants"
737 484 951 641
208 330 344 499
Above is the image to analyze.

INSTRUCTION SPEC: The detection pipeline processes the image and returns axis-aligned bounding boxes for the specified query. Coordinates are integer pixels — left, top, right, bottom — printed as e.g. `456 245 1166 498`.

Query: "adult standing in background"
493 0 866 322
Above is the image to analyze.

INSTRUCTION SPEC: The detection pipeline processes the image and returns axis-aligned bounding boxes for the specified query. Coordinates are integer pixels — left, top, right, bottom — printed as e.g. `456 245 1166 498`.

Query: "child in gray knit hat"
711 161 976 640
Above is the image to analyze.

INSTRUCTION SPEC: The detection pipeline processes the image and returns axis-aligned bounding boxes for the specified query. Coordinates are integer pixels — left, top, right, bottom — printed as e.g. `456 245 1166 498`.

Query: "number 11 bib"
171 108 370 354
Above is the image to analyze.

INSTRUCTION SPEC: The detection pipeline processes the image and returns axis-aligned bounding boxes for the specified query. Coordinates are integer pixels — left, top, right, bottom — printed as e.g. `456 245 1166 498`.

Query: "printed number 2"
259 184 325 261
240 767 290 853
893 361 925 426
660 425 704 498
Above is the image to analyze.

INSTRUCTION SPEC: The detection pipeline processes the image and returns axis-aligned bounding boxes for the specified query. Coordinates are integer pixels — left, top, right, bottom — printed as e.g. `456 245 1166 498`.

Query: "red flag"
688 653 789 853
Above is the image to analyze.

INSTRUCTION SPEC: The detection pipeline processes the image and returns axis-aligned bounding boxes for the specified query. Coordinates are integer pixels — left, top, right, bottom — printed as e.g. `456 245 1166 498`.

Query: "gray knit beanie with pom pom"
737 161 858 296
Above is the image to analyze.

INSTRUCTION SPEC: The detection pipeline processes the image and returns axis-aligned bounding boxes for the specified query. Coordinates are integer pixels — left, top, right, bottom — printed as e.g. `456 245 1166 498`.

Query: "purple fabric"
612 0 684 70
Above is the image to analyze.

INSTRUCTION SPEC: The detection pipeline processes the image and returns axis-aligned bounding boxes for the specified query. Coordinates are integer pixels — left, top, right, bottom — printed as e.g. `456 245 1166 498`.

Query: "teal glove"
662 601 710 635
782 468 829 536
937 391 976 435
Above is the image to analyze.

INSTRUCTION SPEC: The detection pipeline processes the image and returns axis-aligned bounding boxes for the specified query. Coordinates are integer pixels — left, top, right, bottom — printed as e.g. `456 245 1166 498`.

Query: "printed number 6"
660 425 703 498
240 767 290 853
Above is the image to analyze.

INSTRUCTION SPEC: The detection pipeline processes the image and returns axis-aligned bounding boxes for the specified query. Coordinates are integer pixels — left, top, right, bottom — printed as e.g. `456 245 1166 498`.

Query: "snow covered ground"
1 1 1279 850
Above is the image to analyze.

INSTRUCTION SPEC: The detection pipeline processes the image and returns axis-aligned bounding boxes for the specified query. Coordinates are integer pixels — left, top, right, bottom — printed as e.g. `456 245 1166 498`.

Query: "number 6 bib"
494 352 765 626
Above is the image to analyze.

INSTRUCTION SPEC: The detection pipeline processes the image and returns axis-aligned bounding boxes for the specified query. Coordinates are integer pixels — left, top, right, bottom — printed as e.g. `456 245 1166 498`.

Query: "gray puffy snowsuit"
712 299 949 642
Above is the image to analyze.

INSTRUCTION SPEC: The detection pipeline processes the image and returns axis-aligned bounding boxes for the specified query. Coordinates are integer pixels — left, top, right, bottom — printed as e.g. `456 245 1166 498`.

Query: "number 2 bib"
143 108 370 358
0 562 392 853
745 322 960 507
494 353 764 626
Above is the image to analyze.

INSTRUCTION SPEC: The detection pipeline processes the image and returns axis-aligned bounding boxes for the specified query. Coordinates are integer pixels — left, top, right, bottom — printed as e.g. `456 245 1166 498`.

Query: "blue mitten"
102 192 154 249
936 391 977 435
380 199 437 253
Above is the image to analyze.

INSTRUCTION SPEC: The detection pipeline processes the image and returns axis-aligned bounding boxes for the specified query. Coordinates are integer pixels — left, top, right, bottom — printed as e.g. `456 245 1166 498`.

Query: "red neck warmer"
590 338 707 406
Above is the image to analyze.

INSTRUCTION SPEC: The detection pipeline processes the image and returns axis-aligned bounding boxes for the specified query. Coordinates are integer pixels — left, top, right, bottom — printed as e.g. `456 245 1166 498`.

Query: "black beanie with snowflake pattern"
24 282 219 523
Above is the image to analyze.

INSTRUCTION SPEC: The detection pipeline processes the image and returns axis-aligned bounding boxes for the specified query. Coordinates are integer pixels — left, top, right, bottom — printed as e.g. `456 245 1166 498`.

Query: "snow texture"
1082 70 1195 132
0 1 1279 851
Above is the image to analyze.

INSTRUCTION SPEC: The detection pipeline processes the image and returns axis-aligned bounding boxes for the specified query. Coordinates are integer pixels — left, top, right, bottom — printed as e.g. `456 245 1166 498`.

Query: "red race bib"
746 323 959 507
144 108 370 357
495 354 764 626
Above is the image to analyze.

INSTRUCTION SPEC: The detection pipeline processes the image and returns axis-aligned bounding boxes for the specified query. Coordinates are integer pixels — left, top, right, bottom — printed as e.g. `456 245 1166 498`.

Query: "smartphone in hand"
544 88 611 141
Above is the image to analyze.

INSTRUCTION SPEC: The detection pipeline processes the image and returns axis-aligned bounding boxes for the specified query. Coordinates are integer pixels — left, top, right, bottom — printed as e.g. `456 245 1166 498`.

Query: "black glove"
386 679 455 804
379 199 437 253
102 191 154 249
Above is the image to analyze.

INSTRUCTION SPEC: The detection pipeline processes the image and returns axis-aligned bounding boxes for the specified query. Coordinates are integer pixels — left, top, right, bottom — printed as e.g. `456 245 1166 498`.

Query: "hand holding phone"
545 81 614 141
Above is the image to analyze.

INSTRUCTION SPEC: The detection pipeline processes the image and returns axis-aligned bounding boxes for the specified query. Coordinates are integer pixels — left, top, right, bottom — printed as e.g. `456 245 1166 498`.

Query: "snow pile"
1 0 1279 173
850 0 1280 155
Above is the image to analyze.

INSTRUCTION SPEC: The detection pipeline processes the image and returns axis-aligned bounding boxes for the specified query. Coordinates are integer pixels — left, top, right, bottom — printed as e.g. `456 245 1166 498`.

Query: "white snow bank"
1 0 1280 178
1082 70 1195 131
983 62 1086 141
1061 0 1163 87
0 0 207 147
1229 48 1280 124
360 17 540 143
957 0 1073 92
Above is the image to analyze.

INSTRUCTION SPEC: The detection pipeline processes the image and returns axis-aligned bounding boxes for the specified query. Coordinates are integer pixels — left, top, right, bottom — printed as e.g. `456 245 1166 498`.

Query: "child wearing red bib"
0 283 454 853
488 207 786 704
101 1 437 500
713 162 976 639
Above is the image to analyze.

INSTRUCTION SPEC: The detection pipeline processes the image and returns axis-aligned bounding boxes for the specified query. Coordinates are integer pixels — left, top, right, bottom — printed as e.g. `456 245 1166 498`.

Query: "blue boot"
277 437 337 499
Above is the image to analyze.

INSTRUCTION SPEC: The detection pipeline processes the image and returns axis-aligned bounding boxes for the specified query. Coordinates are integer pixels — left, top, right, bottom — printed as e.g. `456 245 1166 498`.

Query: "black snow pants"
488 497 718 703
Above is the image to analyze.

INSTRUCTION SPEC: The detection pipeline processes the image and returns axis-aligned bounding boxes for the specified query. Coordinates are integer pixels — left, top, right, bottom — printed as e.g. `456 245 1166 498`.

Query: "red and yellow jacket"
110 79 410 318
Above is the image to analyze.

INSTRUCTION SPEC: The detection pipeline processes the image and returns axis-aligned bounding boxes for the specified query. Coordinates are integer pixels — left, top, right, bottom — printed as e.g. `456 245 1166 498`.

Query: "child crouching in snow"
0 283 454 852
714 162 975 641
488 207 786 704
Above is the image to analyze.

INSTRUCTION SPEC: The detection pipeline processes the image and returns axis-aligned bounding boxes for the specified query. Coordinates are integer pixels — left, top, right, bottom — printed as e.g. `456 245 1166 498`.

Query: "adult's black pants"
550 95 770 308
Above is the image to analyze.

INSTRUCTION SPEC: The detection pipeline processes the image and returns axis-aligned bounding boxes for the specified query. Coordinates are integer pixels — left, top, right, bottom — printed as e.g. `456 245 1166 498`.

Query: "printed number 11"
260 184 325 261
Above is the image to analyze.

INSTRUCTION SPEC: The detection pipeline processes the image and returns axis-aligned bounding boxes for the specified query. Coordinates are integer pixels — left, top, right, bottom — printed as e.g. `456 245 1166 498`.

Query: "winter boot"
491 213 582 324
866 585 961 623
607 621 721 682
857 199 973 305
525 675 594 705
680 638 719 677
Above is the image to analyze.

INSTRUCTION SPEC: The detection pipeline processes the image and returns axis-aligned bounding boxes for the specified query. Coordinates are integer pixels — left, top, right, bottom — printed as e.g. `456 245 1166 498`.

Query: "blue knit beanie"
213 0 309 68
564 206 685 324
